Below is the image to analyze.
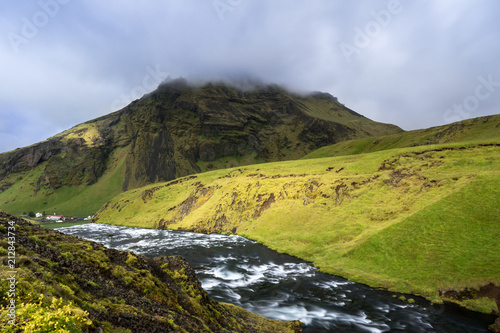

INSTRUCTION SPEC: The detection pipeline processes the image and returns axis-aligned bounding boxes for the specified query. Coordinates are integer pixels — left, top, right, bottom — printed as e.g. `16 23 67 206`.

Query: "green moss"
125 252 138 267
45 259 58 269
462 298 499 314
61 251 74 260
87 280 101 289
78 246 111 271
28 235 43 244
112 265 133 284
57 282 75 296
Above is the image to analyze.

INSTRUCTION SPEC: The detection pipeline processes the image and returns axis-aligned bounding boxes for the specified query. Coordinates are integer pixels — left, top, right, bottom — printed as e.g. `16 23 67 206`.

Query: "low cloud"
0 0 499 152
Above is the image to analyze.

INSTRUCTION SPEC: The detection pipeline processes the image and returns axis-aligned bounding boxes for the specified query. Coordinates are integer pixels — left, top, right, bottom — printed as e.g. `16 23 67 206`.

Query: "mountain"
94 115 500 326
0 211 302 332
0 79 401 216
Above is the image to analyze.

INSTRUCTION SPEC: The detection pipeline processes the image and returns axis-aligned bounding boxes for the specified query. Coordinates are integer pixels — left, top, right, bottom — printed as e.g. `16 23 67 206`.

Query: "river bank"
0 212 302 332
94 143 500 326
59 223 498 332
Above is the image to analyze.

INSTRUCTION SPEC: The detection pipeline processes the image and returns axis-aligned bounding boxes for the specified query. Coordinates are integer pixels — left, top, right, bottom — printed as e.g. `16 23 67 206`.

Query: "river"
57 223 493 332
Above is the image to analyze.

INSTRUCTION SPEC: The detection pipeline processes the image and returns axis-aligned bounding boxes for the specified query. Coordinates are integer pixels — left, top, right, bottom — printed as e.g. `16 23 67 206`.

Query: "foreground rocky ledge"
0 211 302 332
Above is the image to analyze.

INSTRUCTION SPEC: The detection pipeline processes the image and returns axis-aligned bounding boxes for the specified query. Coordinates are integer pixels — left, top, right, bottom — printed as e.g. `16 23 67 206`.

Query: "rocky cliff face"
0 80 402 214
0 211 302 332
0 113 116 190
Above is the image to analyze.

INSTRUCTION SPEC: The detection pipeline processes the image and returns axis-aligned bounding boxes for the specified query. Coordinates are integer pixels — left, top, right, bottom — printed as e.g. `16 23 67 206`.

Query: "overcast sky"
1 1 499 153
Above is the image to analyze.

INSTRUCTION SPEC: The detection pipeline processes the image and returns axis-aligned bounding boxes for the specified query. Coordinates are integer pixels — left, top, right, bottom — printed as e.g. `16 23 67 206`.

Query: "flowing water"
58 224 493 332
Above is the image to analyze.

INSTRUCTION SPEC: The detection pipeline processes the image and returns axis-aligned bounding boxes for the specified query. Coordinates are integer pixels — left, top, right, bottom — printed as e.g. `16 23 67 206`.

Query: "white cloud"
0 0 499 152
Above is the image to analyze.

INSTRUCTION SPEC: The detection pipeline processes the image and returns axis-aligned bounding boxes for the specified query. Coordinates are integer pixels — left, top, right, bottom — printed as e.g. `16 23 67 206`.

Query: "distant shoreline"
25 218 92 229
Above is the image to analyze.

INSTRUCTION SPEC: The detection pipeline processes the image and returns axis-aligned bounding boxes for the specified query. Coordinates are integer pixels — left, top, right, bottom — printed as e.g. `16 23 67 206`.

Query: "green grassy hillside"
95 140 500 315
0 148 127 217
0 81 401 217
304 114 500 159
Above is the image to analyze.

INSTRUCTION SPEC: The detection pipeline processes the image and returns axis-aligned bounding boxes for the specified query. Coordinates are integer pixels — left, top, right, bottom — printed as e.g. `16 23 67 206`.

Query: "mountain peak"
0 82 402 216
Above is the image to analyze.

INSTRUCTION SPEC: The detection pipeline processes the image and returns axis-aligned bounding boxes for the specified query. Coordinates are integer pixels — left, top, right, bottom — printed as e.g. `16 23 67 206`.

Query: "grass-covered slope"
0 80 401 217
0 148 127 217
304 114 500 159
95 140 500 316
0 212 302 332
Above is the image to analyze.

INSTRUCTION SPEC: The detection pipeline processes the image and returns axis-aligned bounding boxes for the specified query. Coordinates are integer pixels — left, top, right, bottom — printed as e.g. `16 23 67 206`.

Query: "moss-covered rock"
0 211 302 332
